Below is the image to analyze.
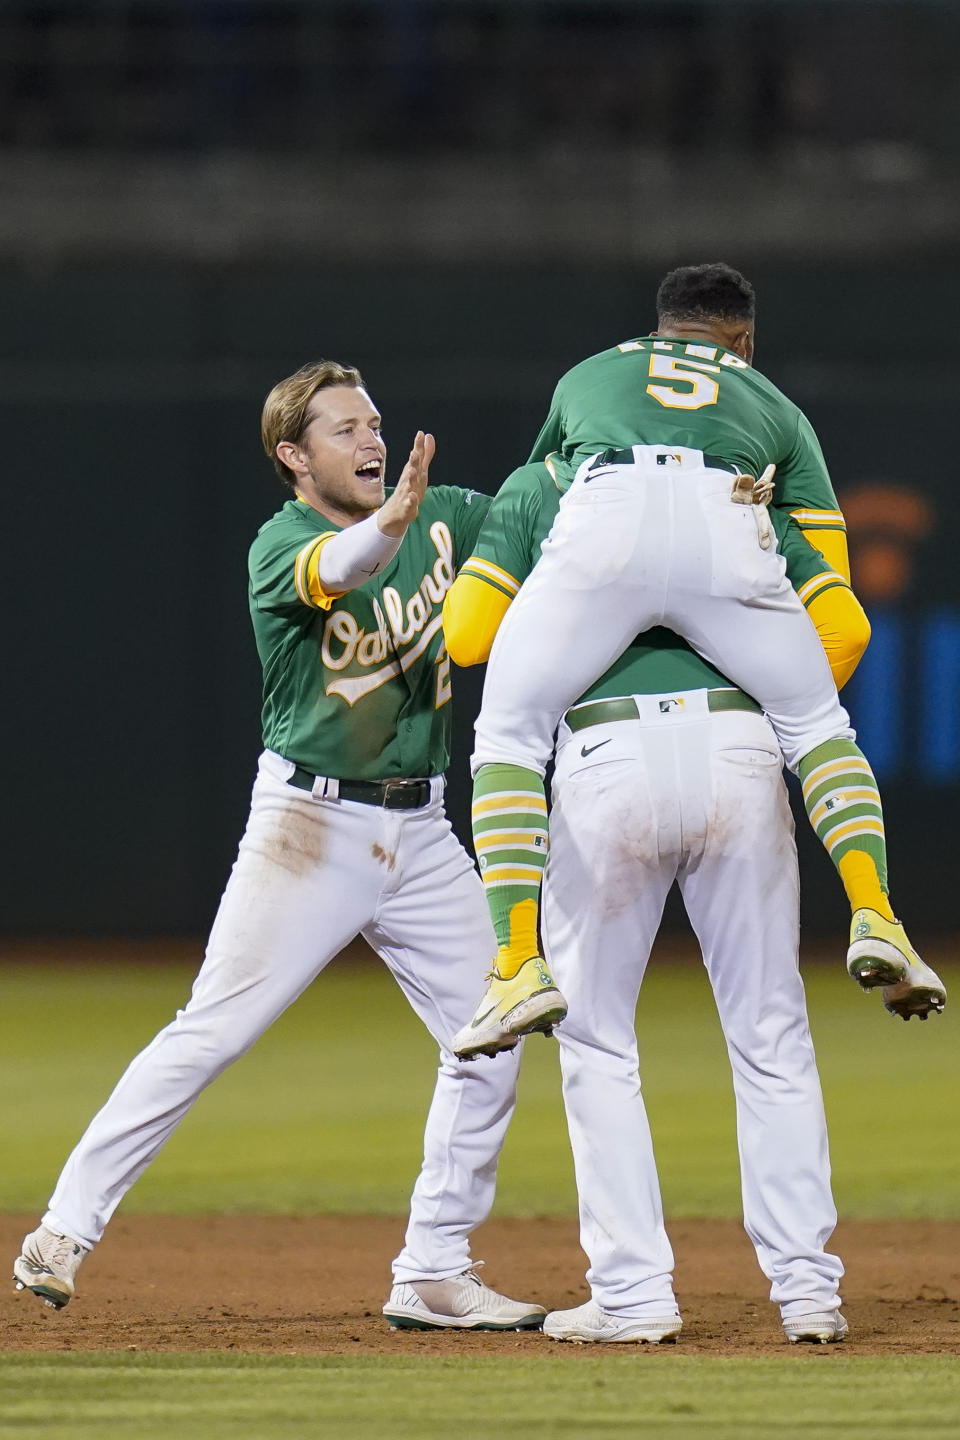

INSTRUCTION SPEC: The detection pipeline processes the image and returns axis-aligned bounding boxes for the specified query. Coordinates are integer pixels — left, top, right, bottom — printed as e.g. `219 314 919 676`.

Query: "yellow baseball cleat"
846 909 946 1021
452 956 567 1061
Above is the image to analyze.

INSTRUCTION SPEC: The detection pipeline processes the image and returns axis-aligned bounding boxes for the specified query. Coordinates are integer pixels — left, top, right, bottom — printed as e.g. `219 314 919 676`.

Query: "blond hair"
261 359 365 487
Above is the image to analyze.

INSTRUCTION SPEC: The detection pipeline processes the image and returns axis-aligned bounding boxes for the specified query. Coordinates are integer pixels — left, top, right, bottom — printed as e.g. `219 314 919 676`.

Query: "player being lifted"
444 460 857 1345
451 262 946 1061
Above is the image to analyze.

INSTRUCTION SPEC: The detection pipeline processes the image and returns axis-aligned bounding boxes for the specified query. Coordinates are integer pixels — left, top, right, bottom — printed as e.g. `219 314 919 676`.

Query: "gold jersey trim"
459 557 521 597
293 532 342 609
789 508 847 530
796 570 847 606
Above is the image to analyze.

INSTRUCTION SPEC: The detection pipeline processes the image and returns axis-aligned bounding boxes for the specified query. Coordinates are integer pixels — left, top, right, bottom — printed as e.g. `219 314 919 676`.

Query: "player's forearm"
315 514 404 592
801 526 850 586
443 575 513 666
805 584 871 689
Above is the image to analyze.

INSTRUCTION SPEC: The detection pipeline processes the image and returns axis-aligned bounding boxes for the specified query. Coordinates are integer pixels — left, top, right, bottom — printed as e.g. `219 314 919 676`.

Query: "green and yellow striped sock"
798 738 894 919
472 763 548 979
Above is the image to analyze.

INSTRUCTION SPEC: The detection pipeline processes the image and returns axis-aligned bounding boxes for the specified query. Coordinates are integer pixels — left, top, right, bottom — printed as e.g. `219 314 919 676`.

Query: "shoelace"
40 1232 81 1271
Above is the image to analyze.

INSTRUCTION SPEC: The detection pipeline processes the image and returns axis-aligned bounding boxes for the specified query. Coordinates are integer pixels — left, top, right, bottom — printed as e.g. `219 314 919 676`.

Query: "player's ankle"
493 945 541 981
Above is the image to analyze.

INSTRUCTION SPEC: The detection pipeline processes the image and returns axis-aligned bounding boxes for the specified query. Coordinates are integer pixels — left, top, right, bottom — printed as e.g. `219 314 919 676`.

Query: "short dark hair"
656 263 755 326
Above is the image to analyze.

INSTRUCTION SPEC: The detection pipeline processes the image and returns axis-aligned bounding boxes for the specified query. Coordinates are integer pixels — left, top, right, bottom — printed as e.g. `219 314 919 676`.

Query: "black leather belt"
589 447 737 476
565 689 762 733
286 767 432 809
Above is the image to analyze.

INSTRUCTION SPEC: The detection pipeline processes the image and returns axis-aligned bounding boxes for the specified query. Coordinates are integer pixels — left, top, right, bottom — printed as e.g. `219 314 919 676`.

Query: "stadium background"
1 3 958 1437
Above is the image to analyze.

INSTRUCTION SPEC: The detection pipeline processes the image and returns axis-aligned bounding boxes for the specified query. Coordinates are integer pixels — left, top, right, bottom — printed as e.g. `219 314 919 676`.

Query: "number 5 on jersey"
646 353 721 410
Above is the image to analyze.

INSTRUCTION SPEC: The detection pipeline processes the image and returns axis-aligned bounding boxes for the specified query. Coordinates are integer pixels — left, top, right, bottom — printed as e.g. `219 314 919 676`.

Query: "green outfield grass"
0 945 956 1218
1 1352 958 1440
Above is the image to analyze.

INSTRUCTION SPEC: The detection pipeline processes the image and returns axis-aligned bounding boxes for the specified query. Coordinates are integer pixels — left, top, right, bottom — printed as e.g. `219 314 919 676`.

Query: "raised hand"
376 431 436 538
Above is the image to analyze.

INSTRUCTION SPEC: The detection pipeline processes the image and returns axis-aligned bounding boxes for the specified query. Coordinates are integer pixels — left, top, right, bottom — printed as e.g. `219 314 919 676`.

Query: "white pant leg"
474 453 853 776
671 591 854 771
629 454 853 768
542 721 683 1317
364 800 522 1282
473 465 663 775
543 696 841 1318
676 712 843 1317
657 468 853 769
47 755 404 1248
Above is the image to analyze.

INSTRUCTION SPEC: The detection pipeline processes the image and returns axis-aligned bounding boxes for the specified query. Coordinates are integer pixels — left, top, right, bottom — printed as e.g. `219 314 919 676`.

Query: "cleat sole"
547 1329 679 1345
453 1035 520 1062
847 953 907 990
12 1260 73 1309
15 1283 70 1309
386 1315 545 1332
453 991 566 1061
784 1315 848 1344
882 985 946 1022
502 992 567 1039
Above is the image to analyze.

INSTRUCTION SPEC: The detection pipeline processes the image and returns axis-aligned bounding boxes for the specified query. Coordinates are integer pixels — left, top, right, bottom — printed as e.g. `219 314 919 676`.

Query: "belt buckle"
382 778 425 809
381 779 404 808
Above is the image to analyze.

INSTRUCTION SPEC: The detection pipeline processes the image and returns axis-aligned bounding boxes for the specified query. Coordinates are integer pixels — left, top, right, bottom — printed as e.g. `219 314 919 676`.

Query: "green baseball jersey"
459 462 847 702
530 335 843 534
250 486 489 779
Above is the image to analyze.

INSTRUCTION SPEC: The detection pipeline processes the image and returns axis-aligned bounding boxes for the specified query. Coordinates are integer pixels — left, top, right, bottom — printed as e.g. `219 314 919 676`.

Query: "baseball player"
444 460 869 1344
453 263 945 1059
13 360 544 1334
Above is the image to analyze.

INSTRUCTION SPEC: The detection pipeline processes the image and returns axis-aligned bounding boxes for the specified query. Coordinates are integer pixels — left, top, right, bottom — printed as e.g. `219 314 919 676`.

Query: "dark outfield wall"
3 259 957 936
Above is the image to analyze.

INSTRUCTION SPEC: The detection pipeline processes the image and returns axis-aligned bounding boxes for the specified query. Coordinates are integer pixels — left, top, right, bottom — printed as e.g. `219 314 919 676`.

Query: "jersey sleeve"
777 513 870 688
459 466 545 591
249 525 344 614
528 382 565 463
443 467 546 665
429 486 493 571
774 411 850 579
442 575 513 667
776 511 846 605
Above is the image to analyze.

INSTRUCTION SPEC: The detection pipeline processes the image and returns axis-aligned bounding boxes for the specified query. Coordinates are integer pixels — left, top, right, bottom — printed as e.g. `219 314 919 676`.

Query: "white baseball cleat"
543 1300 682 1345
13 1225 88 1310
451 955 567 1061
846 909 946 1021
782 1310 849 1344
383 1265 545 1331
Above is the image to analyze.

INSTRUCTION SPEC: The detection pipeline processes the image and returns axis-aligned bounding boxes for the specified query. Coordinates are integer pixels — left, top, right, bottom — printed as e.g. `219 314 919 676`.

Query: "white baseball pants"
45 750 519 1283
542 692 844 1321
473 447 854 776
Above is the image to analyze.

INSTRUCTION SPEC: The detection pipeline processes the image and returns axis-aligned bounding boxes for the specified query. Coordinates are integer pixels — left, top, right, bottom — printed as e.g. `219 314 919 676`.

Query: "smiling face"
276 385 387 526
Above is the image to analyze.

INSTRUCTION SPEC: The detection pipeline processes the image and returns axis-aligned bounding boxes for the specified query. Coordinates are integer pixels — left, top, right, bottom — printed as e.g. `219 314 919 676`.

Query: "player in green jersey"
13 360 544 1334
454 264 944 1060
441 459 925 1345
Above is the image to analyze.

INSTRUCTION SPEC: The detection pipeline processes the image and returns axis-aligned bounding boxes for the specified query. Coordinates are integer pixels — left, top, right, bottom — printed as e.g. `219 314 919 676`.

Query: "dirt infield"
2 1215 958 1357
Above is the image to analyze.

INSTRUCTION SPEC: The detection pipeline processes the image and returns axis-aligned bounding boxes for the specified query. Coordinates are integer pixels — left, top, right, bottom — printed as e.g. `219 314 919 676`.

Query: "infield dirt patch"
2 1215 957 1358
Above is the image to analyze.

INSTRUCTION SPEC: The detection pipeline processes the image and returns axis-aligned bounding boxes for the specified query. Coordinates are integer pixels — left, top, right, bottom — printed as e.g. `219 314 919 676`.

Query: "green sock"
471 763 548 979
798 738 890 913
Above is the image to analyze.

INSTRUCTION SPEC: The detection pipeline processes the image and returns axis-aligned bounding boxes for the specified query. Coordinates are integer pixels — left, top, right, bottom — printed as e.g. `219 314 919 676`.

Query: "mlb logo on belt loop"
657 453 683 466
659 697 684 713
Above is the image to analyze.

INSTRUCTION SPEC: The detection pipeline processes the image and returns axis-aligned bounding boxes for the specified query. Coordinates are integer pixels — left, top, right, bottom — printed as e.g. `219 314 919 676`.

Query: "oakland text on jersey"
251 485 488 779
322 521 455 705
